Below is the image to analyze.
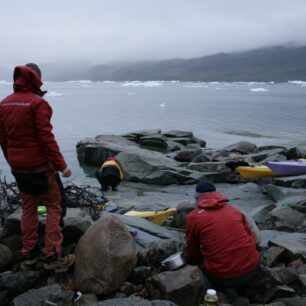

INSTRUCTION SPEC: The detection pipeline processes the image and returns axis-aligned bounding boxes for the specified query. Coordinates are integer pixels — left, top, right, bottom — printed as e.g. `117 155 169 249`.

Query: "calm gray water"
1 80 306 183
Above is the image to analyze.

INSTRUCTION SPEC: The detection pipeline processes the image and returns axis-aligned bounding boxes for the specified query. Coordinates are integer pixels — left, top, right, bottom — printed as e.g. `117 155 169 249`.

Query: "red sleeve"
33 100 67 171
0 106 8 160
185 214 202 263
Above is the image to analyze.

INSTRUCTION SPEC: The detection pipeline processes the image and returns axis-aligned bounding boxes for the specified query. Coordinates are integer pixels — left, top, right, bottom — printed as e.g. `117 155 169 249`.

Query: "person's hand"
61 167 72 177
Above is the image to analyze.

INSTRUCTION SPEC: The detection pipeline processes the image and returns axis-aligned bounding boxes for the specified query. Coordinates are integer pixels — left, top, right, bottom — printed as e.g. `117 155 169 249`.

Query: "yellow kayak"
236 166 277 179
124 208 177 225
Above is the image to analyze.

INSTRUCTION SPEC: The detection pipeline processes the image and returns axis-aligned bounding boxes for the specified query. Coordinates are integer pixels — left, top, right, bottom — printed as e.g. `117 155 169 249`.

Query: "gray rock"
191 154 212 163
165 141 185 152
250 204 277 223
272 175 306 188
223 141 257 154
0 271 40 299
0 234 22 253
187 162 226 173
285 146 304 160
75 214 137 295
13 284 74 306
270 267 300 285
86 297 178 306
76 135 138 166
276 195 306 214
247 148 286 162
263 184 306 202
162 130 194 138
0 291 9 306
263 285 295 304
128 266 154 285
270 206 306 231
260 153 287 163
122 129 162 143
146 265 204 306
260 230 306 259
0 244 13 271
174 149 203 162
62 208 93 245
139 135 168 149
266 246 287 267
276 297 306 306
115 214 184 252
137 240 184 271
297 274 306 286
172 201 195 229
115 151 204 185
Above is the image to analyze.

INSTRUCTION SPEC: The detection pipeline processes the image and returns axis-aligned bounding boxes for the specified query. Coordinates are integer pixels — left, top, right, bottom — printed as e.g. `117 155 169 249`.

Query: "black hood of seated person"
13 65 47 97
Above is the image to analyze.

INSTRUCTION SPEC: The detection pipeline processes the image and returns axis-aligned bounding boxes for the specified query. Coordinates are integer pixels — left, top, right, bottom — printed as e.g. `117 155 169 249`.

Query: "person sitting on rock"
185 180 260 304
95 157 124 191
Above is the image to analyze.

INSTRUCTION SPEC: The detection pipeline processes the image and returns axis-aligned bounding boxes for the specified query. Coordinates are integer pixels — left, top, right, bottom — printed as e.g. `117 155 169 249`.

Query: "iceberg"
121 81 163 87
250 88 269 92
46 91 68 97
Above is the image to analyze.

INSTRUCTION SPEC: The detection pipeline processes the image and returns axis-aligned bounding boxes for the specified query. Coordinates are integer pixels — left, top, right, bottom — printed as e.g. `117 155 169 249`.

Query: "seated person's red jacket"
185 191 260 280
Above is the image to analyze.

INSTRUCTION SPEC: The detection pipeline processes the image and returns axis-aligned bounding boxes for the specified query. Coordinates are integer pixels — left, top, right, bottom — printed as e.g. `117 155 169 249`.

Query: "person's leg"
39 171 75 269
20 192 39 261
39 171 63 259
55 172 66 228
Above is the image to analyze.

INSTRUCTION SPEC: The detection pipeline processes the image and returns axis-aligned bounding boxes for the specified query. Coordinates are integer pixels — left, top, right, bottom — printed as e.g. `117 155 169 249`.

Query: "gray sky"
1 0 306 66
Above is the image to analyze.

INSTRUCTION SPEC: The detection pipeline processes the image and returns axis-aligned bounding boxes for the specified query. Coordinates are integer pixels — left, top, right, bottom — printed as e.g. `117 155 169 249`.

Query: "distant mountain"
88 46 306 82
87 46 306 82
1 45 305 82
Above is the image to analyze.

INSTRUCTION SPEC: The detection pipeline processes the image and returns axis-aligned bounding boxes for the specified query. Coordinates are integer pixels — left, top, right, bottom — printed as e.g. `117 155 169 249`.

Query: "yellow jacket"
100 159 124 180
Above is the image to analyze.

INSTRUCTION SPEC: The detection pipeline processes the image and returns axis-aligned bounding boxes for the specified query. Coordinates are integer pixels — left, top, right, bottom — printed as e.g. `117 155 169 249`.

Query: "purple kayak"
267 161 306 176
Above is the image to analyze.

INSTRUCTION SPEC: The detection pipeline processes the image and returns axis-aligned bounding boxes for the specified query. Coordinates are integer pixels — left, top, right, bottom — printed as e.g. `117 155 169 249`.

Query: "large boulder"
146 265 204 306
76 135 138 166
223 141 257 154
0 271 40 300
75 213 137 295
86 297 178 306
115 151 204 185
13 284 74 306
0 244 13 271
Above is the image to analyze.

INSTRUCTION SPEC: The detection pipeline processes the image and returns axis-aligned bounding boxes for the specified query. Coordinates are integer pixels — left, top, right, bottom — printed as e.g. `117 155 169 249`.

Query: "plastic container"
204 289 218 305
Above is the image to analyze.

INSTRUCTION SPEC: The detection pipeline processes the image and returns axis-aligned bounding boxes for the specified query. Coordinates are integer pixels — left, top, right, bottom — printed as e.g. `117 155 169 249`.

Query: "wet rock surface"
1 130 306 305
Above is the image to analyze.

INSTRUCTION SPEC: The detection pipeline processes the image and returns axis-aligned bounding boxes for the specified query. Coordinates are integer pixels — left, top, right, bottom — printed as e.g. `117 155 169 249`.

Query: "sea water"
0 80 306 184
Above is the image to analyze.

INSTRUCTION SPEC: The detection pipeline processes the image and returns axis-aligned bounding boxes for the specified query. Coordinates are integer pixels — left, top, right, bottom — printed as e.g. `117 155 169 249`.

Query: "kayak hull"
124 208 177 225
267 161 306 176
236 166 277 179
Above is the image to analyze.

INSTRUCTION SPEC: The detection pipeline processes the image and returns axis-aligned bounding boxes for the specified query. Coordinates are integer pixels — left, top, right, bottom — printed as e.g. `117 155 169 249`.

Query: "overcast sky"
1 0 306 66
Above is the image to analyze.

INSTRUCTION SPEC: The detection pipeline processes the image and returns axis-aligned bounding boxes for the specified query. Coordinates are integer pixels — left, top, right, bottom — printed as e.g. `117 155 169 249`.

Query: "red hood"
196 191 229 209
13 66 46 97
106 157 116 161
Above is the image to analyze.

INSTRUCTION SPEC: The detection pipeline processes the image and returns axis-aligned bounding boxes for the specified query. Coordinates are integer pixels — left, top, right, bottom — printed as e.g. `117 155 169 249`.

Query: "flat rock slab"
260 230 306 259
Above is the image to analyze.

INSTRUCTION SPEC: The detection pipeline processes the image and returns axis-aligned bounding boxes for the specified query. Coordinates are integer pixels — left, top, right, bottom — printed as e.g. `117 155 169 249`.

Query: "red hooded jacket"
0 66 67 172
185 191 260 280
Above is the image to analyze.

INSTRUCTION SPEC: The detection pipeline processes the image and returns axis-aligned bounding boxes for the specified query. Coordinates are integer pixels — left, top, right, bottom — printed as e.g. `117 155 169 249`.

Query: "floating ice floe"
159 103 166 107
46 91 68 97
250 88 269 92
127 92 136 95
103 80 115 84
121 81 163 87
0 80 11 85
184 83 208 88
68 80 92 84
288 80 306 86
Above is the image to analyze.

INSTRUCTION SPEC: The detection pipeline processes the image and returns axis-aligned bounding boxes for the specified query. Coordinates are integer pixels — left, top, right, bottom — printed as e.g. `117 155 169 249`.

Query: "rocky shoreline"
0 129 306 305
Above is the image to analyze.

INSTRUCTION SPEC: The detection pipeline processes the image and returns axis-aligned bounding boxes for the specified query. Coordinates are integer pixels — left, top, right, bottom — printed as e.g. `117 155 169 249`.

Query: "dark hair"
25 63 41 77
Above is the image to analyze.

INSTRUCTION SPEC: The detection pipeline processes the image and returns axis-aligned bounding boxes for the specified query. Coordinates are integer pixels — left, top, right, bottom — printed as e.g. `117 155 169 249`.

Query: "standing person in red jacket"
185 181 260 303
0 63 75 270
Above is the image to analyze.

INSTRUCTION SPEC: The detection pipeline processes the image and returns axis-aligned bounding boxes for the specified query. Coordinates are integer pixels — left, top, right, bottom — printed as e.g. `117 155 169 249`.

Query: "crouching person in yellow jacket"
95 157 124 191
